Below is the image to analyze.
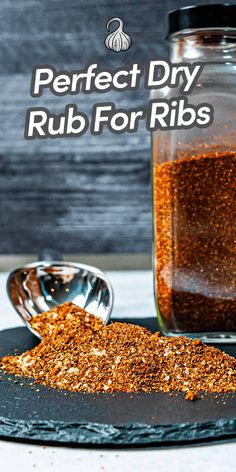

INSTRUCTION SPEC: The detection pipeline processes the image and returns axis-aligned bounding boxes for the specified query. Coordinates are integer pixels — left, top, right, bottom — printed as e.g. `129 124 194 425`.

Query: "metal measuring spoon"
7 260 114 339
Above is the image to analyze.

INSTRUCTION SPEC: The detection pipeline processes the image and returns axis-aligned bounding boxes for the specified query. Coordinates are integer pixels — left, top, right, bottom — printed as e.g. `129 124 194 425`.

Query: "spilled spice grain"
185 391 197 401
1 302 236 397
154 151 236 332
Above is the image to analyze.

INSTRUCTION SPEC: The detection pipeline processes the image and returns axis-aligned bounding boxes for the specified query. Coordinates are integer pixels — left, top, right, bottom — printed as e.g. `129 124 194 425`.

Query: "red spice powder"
1 302 236 397
154 151 236 332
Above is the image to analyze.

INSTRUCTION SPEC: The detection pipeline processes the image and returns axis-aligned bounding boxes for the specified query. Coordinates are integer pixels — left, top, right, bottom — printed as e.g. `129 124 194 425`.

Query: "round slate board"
0 318 236 447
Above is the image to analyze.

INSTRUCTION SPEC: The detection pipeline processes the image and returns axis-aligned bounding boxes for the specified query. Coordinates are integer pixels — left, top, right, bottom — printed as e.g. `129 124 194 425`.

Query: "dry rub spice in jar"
154 151 236 334
152 5 236 341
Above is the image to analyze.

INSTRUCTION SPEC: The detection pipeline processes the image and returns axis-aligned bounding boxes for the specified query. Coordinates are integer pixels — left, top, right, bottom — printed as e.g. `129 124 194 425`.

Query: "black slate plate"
0 318 236 447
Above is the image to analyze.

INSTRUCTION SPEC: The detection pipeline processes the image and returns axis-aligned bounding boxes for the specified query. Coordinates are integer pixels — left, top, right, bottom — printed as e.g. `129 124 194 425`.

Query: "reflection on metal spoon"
7 261 114 339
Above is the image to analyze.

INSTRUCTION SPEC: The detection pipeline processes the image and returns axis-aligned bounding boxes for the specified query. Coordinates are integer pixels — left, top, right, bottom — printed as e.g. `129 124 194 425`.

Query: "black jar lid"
167 4 236 38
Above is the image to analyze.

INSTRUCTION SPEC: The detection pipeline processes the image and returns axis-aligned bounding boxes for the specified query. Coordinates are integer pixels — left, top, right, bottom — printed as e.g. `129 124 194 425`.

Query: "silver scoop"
7 260 114 339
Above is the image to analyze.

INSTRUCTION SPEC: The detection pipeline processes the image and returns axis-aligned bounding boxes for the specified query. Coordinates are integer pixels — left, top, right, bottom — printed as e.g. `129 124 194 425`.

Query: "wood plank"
0 149 151 253
0 0 168 254
0 0 167 72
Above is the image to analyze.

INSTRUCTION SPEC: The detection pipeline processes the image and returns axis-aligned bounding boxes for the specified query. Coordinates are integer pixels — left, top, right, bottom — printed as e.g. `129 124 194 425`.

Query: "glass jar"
152 4 236 342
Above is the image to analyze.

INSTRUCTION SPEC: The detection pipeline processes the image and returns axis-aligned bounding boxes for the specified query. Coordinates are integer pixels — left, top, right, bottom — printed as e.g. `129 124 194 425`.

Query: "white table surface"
0 270 235 472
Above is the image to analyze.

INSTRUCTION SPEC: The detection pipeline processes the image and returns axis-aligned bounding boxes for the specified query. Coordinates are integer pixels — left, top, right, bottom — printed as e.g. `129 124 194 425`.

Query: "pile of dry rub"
1 302 236 399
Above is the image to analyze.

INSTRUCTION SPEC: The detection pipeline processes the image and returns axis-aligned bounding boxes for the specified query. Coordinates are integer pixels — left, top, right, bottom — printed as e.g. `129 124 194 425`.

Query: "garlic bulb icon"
105 17 132 53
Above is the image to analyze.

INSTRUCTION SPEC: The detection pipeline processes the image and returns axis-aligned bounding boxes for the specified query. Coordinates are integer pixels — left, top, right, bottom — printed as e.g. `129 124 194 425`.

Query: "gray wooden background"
0 0 221 256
